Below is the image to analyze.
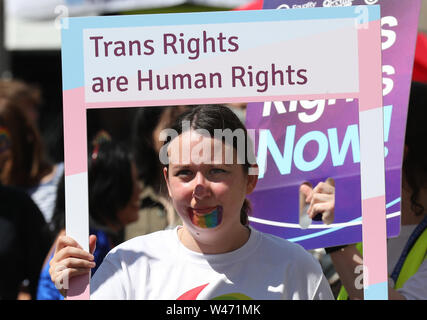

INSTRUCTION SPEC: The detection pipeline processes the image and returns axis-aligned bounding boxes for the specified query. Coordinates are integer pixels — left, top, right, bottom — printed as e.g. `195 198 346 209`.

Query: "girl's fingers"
60 257 96 270
50 260 95 290
51 267 92 293
49 257 95 279
89 235 97 255
54 236 83 254
51 246 94 265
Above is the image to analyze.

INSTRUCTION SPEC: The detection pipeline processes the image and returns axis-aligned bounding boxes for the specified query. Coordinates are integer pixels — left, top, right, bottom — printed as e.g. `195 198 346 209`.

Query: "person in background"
0 182 51 299
0 89 63 226
124 106 189 239
37 132 141 299
0 79 41 124
300 82 427 300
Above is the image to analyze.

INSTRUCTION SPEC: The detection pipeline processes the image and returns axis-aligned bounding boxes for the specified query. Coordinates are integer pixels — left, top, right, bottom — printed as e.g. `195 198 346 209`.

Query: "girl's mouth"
188 206 223 229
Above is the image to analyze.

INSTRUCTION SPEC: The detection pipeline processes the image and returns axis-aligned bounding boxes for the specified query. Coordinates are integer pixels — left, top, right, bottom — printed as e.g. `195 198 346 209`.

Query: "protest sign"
61 7 383 299
246 0 420 300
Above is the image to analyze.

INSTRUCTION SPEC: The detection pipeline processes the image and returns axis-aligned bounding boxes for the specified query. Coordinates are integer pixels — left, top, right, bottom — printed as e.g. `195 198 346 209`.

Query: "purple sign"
246 0 421 249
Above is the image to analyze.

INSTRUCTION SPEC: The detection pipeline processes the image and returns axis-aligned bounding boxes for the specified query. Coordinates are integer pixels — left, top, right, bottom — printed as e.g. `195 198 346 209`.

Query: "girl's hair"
166 104 256 226
50 137 135 235
0 98 51 187
403 82 427 216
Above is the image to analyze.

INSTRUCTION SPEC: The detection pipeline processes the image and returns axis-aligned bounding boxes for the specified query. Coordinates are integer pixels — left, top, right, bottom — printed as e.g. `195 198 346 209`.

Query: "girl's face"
116 161 142 226
164 130 257 246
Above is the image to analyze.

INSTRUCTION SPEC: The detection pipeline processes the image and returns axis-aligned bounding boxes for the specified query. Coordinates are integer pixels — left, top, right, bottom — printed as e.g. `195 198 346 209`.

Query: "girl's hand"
49 235 97 297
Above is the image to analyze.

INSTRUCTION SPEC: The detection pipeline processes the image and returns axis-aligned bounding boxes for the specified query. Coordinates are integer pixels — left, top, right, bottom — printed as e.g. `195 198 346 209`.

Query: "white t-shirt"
90 226 333 300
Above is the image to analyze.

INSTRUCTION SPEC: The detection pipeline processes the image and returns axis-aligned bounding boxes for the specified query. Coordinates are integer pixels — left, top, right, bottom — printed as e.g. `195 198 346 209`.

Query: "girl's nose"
192 173 210 199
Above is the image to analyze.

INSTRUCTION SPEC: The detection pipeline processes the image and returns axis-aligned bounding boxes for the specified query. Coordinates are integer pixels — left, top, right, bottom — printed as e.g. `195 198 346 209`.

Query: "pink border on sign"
362 196 388 286
358 21 384 111
63 87 87 176
357 20 388 298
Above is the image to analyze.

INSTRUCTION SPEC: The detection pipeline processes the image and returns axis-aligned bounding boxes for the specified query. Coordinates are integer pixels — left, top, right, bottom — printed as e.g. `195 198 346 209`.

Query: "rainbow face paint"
189 206 223 229
0 126 12 153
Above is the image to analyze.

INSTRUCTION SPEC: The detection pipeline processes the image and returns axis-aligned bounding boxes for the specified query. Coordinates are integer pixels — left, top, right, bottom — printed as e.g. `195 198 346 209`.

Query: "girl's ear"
246 164 258 195
163 167 172 198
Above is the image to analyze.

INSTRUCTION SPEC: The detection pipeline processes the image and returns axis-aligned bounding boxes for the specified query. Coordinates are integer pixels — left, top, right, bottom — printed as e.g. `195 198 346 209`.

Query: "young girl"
49 105 333 300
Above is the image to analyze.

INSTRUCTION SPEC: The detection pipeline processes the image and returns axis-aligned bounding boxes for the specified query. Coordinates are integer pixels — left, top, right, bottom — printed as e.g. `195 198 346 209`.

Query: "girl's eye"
175 169 192 176
210 168 226 174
